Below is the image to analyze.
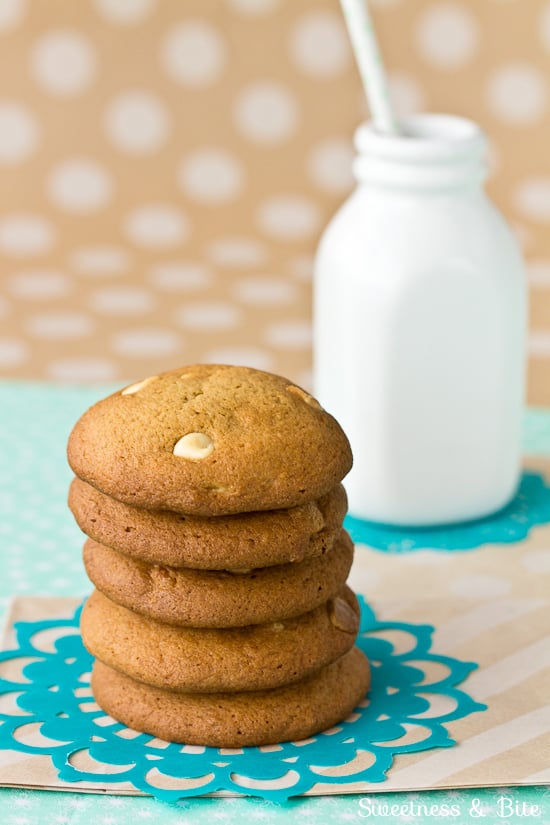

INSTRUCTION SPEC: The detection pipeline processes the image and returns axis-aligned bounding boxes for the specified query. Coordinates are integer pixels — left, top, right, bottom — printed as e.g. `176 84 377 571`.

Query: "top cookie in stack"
67 364 370 747
68 363 352 516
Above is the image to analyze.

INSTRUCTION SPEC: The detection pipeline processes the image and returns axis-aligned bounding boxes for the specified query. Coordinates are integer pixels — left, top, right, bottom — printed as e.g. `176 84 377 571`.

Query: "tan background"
0 0 549 403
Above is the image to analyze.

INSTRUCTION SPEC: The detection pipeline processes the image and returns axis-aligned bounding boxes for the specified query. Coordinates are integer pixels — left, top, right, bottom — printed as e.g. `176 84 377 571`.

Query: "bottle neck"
353 114 488 191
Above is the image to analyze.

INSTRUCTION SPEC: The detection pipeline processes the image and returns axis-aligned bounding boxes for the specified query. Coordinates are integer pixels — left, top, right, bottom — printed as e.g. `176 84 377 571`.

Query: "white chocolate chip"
151 565 178 584
287 384 322 409
173 432 214 460
121 375 157 395
271 622 285 632
205 483 226 493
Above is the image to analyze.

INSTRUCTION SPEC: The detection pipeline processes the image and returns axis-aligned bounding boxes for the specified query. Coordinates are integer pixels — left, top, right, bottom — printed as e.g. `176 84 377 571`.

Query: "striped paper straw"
340 0 400 134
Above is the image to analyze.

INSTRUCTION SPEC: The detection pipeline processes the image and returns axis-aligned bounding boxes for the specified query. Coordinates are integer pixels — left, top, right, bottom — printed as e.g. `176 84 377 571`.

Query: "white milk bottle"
313 114 527 526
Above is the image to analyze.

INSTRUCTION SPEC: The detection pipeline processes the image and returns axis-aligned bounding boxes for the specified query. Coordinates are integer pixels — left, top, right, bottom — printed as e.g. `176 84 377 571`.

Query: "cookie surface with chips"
67 364 352 515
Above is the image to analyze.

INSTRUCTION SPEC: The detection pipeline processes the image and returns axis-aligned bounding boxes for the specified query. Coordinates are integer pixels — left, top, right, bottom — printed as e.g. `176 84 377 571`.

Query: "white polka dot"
0 214 55 257
7 269 71 299
149 262 212 291
528 332 550 357
289 11 350 77
70 245 130 276
0 337 27 366
287 255 314 281
227 0 279 14
487 64 547 124
257 196 321 240
93 0 155 25
0 101 39 164
233 277 296 306
265 320 312 349
521 549 550 574
47 158 112 213
514 178 550 223
124 205 189 248
30 30 97 96
540 2 550 52
207 237 267 268
90 286 155 315
388 72 426 117
0 0 25 31
175 301 241 331
112 327 182 357
47 357 118 383
104 91 170 154
415 3 479 69
449 574 511 598
528 260 550 288
178 148 244 204
307 138 354 194
161 21 226 87
25 312 94 339
203 346 275 371
234 82 299 144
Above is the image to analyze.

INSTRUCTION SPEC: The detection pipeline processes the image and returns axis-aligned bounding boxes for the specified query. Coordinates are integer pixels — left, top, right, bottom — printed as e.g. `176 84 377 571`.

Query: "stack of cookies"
67 364 370 747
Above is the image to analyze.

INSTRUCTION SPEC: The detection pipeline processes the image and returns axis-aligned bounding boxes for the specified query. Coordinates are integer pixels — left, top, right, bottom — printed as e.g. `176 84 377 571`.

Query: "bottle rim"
355 113 487 163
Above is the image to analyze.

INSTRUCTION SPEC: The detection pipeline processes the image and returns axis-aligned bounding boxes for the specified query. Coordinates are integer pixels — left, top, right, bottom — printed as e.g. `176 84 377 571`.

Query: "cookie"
81 586 360 693
69 477 347 570
67 364 352 515
90 646 370 747
82 529 354 628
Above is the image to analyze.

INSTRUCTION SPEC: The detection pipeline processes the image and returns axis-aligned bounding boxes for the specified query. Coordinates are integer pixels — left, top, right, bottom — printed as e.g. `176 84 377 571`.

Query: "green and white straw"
340 0 400 134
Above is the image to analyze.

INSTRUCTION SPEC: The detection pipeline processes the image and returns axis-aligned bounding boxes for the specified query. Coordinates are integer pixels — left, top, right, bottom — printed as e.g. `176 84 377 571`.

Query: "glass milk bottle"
313 114 527 526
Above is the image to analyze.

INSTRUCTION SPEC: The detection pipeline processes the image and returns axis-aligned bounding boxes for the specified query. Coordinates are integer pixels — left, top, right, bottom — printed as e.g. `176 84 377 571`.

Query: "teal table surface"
0 381 549 825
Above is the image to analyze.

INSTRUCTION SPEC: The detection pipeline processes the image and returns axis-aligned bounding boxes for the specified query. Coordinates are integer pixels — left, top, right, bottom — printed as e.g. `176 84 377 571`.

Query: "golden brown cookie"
69 477 347 570
81 586 361 693
67 364 352 516
90 647 370 747
82 529 354 627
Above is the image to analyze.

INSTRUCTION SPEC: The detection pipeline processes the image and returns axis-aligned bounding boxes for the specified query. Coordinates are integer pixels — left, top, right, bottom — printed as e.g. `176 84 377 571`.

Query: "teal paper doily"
345 471 550 552
0 597 486 803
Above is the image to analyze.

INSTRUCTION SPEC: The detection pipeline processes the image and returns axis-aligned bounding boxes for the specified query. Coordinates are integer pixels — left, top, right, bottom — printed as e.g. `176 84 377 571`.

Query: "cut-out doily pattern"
345 471 550 553
0 598 486 802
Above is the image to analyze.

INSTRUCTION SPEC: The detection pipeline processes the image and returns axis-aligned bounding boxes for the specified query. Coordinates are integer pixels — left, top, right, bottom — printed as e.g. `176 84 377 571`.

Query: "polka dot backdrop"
0 0 548 403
